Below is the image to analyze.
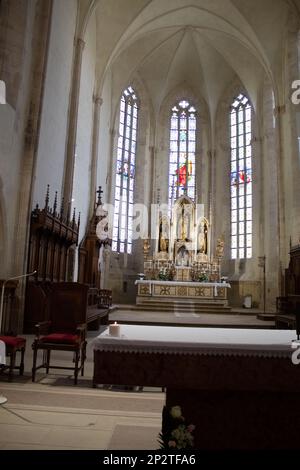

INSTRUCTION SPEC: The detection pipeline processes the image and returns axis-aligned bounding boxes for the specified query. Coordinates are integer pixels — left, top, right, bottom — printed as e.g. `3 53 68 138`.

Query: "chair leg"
81 341 86 377
19 347 25 376
46 350 51 374
74 350 80 385
9 350 16 382
32 346 38 382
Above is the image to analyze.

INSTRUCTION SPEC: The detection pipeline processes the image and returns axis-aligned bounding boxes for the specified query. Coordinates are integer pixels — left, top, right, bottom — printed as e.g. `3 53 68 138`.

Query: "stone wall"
0 0 37 277
228 281 262 308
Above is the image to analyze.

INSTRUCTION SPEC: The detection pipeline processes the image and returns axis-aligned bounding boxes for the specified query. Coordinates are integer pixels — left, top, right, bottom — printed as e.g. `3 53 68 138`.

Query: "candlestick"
109 322 120 337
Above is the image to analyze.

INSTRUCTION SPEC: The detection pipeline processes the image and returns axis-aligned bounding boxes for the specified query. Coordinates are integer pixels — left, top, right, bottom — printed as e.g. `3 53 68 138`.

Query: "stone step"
132 305 232 314
256 313 276 321
137 300 228 307
136 303 231 310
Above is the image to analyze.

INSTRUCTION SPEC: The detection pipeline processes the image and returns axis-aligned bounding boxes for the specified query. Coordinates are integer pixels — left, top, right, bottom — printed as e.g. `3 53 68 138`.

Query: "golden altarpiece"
135 196 229 306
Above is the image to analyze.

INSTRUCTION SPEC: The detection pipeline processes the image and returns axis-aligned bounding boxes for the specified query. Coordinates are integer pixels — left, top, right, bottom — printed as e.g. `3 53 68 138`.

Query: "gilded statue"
215 237 225 259
159 219 169 252
159 234 167 252
143 238 150 258
197 221 208 254
177 214 189 240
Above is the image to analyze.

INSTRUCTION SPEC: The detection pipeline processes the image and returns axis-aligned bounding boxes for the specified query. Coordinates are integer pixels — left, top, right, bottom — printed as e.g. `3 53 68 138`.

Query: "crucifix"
96 186 104 206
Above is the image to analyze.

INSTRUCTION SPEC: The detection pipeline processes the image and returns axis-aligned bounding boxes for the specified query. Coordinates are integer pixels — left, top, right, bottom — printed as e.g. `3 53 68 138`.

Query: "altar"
93 325 300 449
137 195 228 310
135 280 230 305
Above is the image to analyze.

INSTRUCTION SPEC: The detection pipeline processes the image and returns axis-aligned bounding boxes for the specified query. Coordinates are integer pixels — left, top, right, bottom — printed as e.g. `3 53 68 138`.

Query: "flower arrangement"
158 270 168 281
158 405 195 449
197 273 209 282
158 268 175 281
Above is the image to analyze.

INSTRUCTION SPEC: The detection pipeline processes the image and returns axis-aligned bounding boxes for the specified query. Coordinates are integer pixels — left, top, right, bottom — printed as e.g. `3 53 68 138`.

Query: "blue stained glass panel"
180 130 187 141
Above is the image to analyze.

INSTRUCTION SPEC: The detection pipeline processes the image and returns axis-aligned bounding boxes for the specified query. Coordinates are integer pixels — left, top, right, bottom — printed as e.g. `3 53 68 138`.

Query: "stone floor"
0 309 275 450
0 330 164 450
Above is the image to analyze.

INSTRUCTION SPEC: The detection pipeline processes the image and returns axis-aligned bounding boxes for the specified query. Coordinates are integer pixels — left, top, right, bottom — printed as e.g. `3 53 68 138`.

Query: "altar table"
135 280 230 307
92 325 300 449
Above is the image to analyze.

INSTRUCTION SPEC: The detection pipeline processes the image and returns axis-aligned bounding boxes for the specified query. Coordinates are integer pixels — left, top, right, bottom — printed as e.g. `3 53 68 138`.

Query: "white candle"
109 322 120 337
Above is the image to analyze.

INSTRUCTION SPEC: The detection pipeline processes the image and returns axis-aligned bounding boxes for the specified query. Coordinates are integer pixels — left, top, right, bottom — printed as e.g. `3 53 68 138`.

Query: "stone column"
12 0 53 332
63 37 85 207
89 95 103 217
207 149 216 258
274 104 287 288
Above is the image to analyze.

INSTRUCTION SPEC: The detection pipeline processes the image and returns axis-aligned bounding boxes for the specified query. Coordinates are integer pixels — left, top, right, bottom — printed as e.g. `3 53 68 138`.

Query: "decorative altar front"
135 280 230 303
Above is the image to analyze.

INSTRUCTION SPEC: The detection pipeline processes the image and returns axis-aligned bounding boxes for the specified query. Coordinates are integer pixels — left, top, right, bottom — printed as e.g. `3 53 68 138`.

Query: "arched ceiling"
81 0 300 118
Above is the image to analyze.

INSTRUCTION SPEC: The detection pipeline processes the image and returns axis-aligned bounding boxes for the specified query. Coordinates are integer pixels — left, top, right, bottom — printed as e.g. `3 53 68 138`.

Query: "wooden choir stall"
276 243 300 330
24 186 112 333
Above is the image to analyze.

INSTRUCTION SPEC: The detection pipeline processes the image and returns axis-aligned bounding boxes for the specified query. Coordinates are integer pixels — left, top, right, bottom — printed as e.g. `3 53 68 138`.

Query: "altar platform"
92 325 300 449
110 306 275 329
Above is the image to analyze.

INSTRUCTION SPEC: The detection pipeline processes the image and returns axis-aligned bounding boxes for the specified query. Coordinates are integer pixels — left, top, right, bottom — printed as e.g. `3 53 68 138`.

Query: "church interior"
1 0 300 452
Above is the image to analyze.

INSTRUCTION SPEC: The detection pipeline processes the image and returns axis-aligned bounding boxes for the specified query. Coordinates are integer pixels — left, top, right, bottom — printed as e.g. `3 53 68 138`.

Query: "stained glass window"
112 86 138 254
168 100 196 207
230 94 252 259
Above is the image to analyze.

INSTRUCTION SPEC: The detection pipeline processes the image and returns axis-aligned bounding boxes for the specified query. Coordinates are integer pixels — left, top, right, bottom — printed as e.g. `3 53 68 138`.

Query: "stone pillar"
148 145 155 199
63 37 85 207
89 95 103 217
12 0 53 332
274 104 287 290
207 149 216 253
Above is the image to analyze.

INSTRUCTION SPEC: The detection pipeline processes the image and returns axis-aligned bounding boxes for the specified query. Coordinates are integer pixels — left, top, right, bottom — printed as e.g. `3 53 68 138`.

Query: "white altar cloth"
92 325 297 359
135 280 231 297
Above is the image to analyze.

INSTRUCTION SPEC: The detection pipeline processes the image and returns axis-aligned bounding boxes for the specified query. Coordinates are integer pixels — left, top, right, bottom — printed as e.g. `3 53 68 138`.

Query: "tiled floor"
0 331 164 450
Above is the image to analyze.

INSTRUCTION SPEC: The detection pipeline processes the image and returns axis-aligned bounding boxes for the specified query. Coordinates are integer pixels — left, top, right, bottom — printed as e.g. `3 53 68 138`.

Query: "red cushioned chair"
0 335 26 380
31 283 88 385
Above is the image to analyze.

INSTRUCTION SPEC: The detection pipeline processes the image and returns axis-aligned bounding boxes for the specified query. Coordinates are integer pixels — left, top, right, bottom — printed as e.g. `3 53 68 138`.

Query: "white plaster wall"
72 12 97 276
33 0 77 208
0 0 36 277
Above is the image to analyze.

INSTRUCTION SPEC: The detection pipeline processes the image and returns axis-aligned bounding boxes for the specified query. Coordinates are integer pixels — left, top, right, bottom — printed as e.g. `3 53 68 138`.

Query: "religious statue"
176 246 189 266
143 238 151 258
159 218 169 253
177 213 190 241
197 220 208 254
159 234 168 252
215 237 225 259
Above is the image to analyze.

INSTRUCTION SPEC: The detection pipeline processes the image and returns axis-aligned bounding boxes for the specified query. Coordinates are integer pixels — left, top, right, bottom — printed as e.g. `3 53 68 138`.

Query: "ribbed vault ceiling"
80 0 300 116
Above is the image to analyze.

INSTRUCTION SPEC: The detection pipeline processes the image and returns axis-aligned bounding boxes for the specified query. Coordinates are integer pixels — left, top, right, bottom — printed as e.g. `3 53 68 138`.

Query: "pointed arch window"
168 100 196 207
112 86 138 254
230 94 252 259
